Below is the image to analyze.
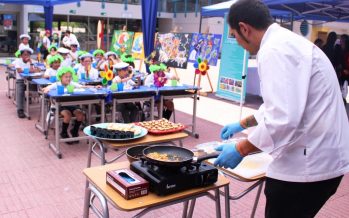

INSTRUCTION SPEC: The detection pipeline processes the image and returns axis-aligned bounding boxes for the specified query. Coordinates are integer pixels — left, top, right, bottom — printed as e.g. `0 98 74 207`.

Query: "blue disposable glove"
213 143 243 169
220 122 244 140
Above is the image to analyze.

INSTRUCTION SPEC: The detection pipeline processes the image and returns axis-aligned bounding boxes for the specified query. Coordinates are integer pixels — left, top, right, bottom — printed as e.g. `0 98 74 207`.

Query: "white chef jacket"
44 68 57 77
248 23 349 182
14 59 31 79
76 65 99 81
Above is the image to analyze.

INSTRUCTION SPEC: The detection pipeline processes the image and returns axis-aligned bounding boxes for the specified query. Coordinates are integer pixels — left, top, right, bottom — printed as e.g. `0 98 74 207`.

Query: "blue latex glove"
220 122 244 140
214 143 243 169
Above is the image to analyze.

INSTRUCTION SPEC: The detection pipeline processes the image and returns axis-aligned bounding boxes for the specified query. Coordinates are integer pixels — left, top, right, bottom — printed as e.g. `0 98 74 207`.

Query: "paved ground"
0 66 349 217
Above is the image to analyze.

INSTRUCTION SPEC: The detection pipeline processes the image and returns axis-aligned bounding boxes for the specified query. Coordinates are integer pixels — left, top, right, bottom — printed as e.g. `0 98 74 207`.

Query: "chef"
214 0 349 217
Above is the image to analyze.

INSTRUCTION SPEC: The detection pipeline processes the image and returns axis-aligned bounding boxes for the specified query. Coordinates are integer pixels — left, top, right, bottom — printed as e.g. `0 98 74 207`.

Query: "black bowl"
126 145 149 163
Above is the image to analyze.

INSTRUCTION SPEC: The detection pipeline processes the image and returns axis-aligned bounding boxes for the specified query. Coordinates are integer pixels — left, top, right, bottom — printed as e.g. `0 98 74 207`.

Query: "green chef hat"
93 49 105 56
149 63 167 73
77 50 88 57
47 54 64 65
56 66 78 82
121 53 135 63
15 50 21 58
48 44 57 52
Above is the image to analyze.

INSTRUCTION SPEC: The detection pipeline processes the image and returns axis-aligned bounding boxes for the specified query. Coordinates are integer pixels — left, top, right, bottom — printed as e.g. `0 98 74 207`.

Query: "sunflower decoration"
100 65 114 86
149 63 168 88
194 57 209 76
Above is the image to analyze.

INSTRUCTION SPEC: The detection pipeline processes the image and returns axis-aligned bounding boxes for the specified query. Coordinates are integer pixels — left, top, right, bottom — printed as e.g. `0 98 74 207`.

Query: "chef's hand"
214 143 243 169
220 122 244 140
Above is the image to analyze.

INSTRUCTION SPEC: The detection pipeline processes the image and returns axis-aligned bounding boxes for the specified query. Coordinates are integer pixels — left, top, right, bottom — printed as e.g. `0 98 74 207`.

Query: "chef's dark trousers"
265 176 343 218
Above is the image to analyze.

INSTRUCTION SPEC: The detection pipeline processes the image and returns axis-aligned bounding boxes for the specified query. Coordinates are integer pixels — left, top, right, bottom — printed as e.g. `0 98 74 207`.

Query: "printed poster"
3 14 13 30
111 30 135 56
131 32 144 59
216 14 249 103
188 33 222 66
154 33 192 69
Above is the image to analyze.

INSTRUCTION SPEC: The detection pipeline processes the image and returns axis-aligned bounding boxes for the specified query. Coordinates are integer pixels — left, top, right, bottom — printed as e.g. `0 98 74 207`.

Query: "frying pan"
143 145 219 168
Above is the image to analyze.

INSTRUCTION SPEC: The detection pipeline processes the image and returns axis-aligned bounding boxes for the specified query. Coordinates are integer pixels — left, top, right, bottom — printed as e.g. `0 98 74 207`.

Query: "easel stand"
193 71 214 96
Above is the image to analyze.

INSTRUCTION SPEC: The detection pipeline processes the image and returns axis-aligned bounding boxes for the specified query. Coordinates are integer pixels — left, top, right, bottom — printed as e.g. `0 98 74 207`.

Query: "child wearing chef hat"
76 53 99 81
58 47 73 67
99 51 120 71
19 34 31 50
112 62 139 123
44 54 63 78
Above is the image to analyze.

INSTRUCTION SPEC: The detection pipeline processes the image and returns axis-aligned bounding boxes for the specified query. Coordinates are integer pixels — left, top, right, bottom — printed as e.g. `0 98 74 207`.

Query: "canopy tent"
1 0 80 31
265 0 349 22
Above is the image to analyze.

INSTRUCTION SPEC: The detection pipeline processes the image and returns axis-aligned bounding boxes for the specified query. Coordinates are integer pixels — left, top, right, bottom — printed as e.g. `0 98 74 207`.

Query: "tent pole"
199 15 202 33
290 12 294 31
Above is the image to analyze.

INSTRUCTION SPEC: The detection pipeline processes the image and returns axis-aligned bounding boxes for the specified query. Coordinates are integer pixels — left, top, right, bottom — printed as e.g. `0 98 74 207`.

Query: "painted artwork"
188 33 222 66
131 32 144 59
111 30 135 56
154 33 192 69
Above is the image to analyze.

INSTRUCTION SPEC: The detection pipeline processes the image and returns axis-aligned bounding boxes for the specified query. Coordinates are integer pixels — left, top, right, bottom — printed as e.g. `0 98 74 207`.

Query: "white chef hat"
19 47 33 54
113 62 129 70
57 47 70 54
104 51 118 59
79 53 93 60
19 34 31 40
70 40 79 46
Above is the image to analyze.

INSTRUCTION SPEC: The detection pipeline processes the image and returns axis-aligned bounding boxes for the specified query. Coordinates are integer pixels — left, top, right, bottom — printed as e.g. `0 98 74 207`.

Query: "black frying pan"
143 145 219 168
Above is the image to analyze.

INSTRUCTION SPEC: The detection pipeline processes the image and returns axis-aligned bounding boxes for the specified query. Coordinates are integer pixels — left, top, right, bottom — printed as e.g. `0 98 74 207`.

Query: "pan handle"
195 151 221 163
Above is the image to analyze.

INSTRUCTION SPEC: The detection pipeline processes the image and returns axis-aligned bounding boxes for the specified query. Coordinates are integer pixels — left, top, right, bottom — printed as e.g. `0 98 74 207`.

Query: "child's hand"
95 85 102 89
43 87 49 94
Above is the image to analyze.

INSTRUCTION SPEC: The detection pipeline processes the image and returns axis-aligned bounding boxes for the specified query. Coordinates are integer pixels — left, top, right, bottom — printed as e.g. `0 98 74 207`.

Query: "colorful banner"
111 30 135 56
154 33 192 69
188 33 222 66
216 14 249 103
131 32 144 59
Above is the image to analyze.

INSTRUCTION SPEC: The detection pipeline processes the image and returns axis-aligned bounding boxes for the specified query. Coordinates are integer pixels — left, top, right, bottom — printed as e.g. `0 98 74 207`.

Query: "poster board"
215 14 249 103
131 32 144 59
188 33 222 66
111 30 135 56
154 33 192 69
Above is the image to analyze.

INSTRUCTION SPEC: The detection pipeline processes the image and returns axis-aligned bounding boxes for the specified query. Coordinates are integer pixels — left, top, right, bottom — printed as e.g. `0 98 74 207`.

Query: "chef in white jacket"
214 0 349 217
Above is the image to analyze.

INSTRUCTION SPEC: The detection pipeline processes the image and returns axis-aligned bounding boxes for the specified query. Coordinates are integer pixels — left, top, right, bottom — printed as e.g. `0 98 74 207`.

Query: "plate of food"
135 118 186 135
83 123 148 141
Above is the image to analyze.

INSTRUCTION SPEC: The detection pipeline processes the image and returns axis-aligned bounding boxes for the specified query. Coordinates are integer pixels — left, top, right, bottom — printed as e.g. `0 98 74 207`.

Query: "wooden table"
82 161 230 218
87 132 188 167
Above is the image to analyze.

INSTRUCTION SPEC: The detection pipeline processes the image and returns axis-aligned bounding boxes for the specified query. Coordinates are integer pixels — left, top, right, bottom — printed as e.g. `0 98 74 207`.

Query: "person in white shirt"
18 34 31 50
45 45 58 66
57 47 72 67
214 1 349 217
76 53 99 81
99 51 120 71
42 29 51 60
62 30 80 48
15 47 40 118
70 41 78 61
144 62 178 119
112 62 139 123
92 49 105 69
44 55 63 78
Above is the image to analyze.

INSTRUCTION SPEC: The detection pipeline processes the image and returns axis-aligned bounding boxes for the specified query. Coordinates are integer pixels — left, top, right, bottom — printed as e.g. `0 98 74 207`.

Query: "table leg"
101 99 105 123
112 99 116 122
224 185 230 218
214 188 222 218
49 101 62 159
150 96 154 120
87 140 93 168
88 104 92 125
192 92 199 138
83 182 92 218
251 180 264 218
182 201 189 218
83 184 109 218
159 95 163 119
187 199 196 218
24 79 31 119
35 93 46 134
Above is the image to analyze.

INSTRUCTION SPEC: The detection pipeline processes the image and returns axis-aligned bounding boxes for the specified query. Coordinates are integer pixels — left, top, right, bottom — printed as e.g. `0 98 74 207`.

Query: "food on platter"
89 123 142 139
136 118 185 134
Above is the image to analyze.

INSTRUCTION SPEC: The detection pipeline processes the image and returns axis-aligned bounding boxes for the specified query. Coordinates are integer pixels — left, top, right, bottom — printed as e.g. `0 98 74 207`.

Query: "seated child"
112 62 139 123
43 66 100 143
45 45 57 66
144 62 179 120
15 47 40 118
100 51 120 71
18 34 31 50
57 47 72 67
73 50 88 71
76 53 99 80
92 49 105 69
43 55 63 79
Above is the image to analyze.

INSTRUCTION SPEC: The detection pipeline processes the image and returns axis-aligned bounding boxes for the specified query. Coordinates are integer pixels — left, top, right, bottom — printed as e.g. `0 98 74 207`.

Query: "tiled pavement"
0 67 349 218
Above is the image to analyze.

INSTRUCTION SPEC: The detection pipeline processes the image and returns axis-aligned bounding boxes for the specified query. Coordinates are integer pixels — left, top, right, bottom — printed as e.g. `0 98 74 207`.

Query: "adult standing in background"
62 30 80 49
214 0 349 217
41 29 51 60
